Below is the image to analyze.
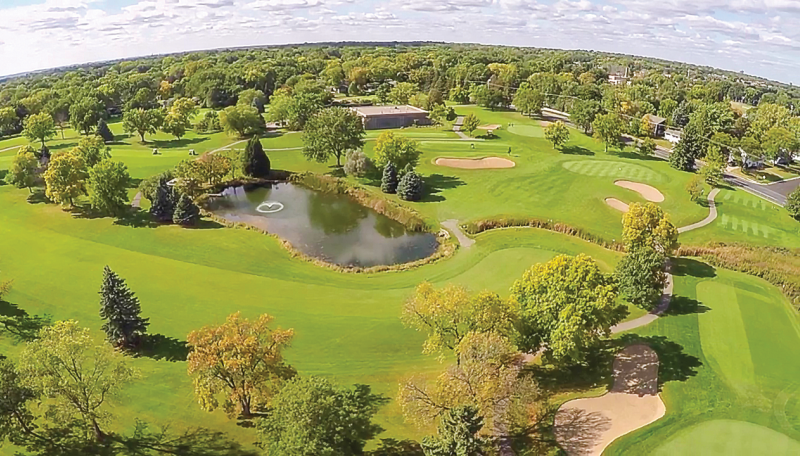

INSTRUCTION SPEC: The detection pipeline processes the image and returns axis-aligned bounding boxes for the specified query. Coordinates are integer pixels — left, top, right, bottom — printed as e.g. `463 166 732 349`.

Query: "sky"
0 0 799 84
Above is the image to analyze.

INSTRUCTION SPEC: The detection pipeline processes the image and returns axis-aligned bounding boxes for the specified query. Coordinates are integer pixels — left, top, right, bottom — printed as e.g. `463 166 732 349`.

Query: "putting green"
507 124 544 138
562 160 666 183
653 420 800 455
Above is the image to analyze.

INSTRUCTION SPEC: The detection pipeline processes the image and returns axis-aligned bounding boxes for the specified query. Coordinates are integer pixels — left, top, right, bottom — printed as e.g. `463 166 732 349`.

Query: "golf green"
562 160 667 183
508 124 545 137
653 420 800 455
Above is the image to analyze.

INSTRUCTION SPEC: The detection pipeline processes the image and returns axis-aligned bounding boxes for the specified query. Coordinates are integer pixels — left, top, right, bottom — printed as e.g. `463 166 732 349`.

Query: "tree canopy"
302 107 365 167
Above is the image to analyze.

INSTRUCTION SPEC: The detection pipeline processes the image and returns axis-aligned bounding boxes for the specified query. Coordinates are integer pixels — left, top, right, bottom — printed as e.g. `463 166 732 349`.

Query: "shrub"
686 175 704 203
787 187 800 219
397 169 424 201
343 150 374 177
381 163 398 194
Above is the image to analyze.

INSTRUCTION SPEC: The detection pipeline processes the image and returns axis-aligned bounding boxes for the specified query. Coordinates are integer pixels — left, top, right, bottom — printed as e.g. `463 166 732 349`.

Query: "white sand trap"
555 345 666 456
478 124 502 130
605 198 629 212
434 157 516 169
615 180 665 202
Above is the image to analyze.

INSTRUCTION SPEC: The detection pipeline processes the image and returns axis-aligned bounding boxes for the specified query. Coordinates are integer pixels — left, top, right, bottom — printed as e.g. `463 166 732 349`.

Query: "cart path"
677 188 721 233
442 219 475 248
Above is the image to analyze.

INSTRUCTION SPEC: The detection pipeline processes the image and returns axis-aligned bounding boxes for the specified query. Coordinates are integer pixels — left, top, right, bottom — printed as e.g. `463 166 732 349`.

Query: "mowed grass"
681 188 800 248
607 259 800 454
0 178 627 452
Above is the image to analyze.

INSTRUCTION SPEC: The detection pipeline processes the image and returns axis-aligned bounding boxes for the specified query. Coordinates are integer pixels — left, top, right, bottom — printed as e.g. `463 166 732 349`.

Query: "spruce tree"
397 169 424 201
173 193 200 226
381 162 398 194
96 119 115 143
99 266 149 349
149 178 175 222
243 136 271 178
421 406 487 456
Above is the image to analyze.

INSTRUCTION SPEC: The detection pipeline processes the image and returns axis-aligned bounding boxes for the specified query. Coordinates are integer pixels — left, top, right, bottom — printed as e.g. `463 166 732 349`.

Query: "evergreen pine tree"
397 169 424 201
173 193 200 226
96 119 115 143
99 266 149 349
243 136 271 178
149 178 175 222
381 162 398 194
421 406 487 456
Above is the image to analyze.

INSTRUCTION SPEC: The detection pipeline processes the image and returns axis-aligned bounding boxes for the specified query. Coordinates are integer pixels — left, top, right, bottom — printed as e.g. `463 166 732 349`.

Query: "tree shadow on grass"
152 137 208 149
27 188 48 204
49 141 79 151
422 173 465 203
526 343 618 394
617 334 701 388
671 257 716 279
114 208 160 228
561 145 594 156
665 296 709 316
139 334 190 362
610 150 662 162
0 299 51 342
365 439 424 456
0 169 7 184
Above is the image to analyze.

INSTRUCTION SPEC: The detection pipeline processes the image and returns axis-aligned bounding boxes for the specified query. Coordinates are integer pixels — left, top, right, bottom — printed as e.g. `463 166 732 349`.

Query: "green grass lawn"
607 259 800 454
4 106 800 453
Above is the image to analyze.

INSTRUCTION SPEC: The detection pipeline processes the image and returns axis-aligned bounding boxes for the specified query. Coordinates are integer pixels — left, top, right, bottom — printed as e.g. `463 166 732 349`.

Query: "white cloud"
0 0 799 83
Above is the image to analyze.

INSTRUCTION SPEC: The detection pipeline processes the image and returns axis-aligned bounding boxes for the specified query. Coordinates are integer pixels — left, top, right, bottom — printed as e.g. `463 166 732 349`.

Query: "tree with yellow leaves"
44 150 88 207
187 312 295 418
401 282 516 361
622 202 679 254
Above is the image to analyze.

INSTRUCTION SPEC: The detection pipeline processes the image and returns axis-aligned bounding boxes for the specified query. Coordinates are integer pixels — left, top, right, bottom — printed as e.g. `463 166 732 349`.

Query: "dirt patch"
605 198 629 212
434 157 516 169
478 124 503 130
615 180 665 203
540 120 552 127
555 345 666 456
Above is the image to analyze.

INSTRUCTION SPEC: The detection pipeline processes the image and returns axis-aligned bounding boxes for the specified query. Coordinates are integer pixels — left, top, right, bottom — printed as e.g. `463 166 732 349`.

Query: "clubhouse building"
351 105 431 129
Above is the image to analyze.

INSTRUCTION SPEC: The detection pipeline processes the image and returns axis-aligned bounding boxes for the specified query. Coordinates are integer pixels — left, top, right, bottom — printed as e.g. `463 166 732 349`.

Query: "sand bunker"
434 157 516 169
478 124 503 130
605 198 629 212
615 180 665 202
555 345 666 456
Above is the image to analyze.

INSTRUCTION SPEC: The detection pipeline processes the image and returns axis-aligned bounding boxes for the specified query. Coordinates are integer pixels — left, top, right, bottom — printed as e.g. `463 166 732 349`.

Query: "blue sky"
1 0 799 84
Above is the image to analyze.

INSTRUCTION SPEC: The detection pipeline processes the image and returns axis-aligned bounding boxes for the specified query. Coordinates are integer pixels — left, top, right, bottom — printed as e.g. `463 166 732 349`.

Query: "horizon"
1 0 799 85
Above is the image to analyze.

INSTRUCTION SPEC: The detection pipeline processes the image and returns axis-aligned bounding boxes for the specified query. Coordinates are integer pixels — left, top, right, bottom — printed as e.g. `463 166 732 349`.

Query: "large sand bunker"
555 345 666 456
434 157 516 169
605 198 630 212
615 180 665 202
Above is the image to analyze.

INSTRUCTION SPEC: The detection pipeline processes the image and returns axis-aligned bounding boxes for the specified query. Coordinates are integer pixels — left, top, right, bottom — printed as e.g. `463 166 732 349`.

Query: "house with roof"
642 114 667 137
351 105 430 129
664 128 682 144
607 65 630 86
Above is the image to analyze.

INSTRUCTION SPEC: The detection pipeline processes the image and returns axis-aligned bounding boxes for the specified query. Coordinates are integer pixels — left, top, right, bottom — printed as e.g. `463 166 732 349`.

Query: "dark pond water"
207 183 439 267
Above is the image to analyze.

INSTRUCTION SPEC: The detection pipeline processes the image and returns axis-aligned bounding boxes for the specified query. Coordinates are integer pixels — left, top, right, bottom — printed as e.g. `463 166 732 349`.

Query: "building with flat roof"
351 105 430 129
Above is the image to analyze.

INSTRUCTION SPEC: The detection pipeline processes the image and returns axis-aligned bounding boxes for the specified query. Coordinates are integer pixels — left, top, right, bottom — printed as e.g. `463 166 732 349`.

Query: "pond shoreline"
199 174 456 274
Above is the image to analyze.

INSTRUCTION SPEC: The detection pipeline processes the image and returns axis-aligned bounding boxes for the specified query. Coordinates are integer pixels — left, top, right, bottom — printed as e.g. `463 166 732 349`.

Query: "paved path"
131 192 142 209
441 219 475 248
677 188 721 233
611 263 673 334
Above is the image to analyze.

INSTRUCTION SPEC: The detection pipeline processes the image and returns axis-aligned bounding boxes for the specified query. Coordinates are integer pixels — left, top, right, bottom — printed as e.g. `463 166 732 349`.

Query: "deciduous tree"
187 312 295 418
257 376 386 456
373 131 421 170
18 320 136 441
23 112 56 149
88 160 130 216
510 254 623 363
637 137 657 156
302 107 365 167
592 113 623 153
220 105 263 137
570 100 601 134
461 113 480 137
123 108 162 143
622 203 679 254
615 246 667 310
402 282 515 360
74 135 110 168
70 97 104 135
787 187 800 219
44 151 88 207
544 121 570 150
512 83 544 116
5 146 38 192
685 175 704 202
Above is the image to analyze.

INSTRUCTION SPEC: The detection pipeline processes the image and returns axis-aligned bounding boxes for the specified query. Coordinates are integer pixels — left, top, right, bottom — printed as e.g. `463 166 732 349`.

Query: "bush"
381 163 398 194
397 169 424 201
173 193 200 226
343 150 374 177
787 188 800 219
685 175 704 203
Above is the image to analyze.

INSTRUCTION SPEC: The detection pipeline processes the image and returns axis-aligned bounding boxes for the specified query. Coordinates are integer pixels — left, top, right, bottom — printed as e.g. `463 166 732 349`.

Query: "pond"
207 183 439 268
